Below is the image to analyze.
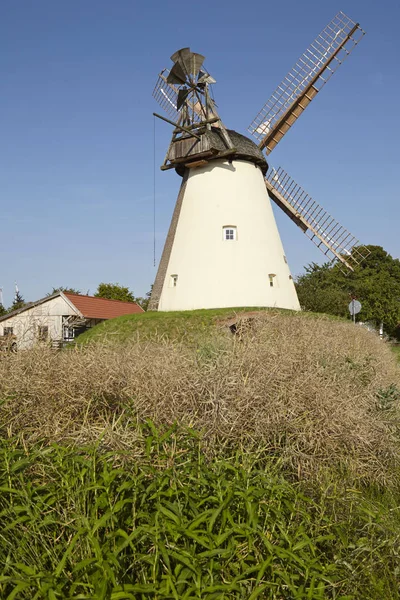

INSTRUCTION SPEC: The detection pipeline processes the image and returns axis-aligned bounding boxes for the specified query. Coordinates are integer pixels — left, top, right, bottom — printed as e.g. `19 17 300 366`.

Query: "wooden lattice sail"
248 12 365 154
265 167 370 271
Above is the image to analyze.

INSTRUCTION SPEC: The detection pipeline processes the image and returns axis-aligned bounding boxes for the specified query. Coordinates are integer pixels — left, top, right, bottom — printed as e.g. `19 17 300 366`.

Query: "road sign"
349 299 361 323
348 300 361 316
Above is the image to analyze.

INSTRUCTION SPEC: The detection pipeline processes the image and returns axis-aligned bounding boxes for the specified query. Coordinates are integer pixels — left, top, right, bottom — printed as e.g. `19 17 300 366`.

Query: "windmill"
149 12 369 312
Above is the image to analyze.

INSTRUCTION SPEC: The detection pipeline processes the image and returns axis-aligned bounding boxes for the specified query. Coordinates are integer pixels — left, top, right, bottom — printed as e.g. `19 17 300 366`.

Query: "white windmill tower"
149 12 369 312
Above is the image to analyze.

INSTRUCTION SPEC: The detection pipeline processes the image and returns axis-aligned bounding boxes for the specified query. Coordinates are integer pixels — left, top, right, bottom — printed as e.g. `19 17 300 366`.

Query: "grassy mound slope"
1 310 399 485
392 344 400 361
1 310 400 598
74 306 282 345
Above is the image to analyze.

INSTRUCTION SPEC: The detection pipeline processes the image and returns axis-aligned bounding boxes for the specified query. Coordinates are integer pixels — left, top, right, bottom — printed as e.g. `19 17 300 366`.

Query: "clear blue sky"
1 0 399 306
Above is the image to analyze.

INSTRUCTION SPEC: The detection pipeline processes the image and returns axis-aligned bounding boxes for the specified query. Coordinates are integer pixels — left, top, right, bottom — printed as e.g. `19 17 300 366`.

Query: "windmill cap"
176 128 268 176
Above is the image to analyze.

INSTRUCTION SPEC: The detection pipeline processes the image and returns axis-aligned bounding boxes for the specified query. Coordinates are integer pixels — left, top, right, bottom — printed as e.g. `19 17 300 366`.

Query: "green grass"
75 307 272 345
391 344 400 362
75 306 344 346
1 423 399 599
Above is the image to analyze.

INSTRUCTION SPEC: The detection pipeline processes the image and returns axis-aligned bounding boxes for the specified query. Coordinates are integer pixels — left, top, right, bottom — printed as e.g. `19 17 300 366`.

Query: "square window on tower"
268 274 276 288
223 226 237 241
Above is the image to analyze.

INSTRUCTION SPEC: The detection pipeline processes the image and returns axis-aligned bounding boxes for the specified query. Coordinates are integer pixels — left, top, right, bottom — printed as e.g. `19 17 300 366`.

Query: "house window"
63 326 75 341
268 274 276 288
38 326 49 341
170 274 178 288
223 226 237 241
3 327 13 336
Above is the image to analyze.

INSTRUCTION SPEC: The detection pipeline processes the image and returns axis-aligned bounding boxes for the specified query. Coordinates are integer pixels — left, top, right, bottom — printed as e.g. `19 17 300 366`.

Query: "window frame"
223 226 237 241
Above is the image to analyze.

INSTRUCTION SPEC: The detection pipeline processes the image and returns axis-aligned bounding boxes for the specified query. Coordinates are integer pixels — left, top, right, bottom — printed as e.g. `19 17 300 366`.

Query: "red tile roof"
64 293 144 320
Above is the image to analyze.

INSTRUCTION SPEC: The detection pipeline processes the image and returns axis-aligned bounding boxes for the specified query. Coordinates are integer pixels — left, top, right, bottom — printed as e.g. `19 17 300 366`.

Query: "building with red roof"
63 292 143 320
0 291 143 349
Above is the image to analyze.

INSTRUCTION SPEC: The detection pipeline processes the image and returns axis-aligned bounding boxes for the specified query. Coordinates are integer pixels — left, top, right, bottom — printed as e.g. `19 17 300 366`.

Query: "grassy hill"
74 306 286 344
75 306 344 345
392 343 400 361
1 308 400 598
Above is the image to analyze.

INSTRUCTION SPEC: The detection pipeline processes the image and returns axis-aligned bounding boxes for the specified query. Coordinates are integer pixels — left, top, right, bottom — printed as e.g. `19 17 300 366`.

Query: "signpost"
348 299 361 324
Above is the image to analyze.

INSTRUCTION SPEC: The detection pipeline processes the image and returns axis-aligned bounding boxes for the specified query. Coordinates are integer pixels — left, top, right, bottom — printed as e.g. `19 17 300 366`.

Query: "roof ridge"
64 292 141 306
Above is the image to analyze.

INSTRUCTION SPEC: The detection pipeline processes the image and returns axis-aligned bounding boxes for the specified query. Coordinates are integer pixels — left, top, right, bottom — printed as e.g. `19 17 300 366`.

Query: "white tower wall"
156 159 300 311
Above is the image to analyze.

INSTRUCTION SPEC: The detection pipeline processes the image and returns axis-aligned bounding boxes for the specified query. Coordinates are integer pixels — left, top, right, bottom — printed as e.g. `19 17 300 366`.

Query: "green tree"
46 287 82 296
0 303 6 317
11 290 25 312
295 245 400 338
135 286 153 311
94 283 136 303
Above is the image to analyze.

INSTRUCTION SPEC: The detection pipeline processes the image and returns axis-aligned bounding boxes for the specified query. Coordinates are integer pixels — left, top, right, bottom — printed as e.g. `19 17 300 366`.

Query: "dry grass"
1 312 399 485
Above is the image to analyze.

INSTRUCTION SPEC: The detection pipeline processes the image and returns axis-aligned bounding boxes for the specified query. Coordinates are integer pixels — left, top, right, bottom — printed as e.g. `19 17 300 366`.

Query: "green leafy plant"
0 425 399 599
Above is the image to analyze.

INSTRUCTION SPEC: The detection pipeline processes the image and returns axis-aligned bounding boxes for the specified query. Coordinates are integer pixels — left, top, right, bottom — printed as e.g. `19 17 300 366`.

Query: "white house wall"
0 296 80 350
158 159 300 311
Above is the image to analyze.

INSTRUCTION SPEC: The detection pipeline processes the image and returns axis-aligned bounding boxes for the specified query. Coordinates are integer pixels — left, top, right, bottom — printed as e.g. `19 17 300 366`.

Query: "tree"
94 283 136 303
135 286 153 311
295 245 400 338
11 290 25 312
0 303 6 317
46 287 82 296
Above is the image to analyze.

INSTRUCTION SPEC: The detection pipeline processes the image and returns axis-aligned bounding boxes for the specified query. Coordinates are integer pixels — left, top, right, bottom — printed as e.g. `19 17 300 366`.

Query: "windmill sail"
170 48 205 79
249 12 365 154
265 167 370 271
153 69 205 122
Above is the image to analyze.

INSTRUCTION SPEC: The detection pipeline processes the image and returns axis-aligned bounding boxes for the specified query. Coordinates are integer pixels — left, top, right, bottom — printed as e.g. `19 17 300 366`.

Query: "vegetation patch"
1 310 399 598
391 344 400 362
73 307 278 346
296 245 400 339
0 425 399 599
1 312 399 485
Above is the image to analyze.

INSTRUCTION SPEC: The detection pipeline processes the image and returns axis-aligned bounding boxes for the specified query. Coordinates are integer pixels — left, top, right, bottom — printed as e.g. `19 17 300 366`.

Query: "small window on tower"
170 274 178 288
268 274 276 288
223 226 237 241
